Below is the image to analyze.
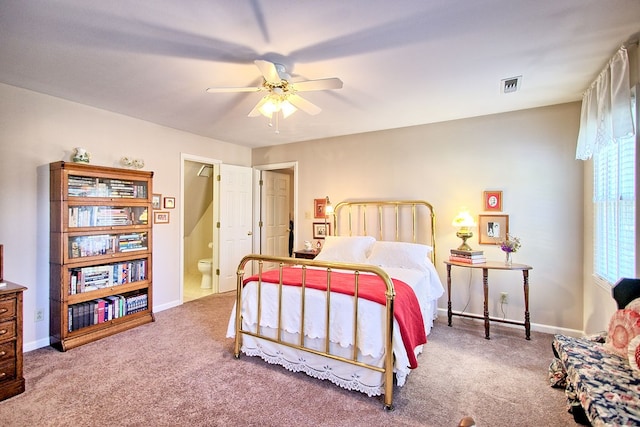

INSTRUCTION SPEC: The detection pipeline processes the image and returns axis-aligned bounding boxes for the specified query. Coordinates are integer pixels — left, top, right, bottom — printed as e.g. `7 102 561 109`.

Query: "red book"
449 255 486 264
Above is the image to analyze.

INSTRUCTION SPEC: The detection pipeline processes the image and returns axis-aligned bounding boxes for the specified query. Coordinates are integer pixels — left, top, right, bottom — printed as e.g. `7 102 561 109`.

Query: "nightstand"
293 250 319 260
444 260 532 340
0 281 27 401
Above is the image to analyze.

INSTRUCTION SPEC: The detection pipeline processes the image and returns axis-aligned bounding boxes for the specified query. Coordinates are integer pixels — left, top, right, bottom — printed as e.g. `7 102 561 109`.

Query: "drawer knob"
0 351 5 356
0 372 5 378
0 308 7 314
0 329 6 335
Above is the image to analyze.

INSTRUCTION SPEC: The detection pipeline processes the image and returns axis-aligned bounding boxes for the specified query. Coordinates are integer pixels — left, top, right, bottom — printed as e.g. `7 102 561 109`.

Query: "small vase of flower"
499 233 521 266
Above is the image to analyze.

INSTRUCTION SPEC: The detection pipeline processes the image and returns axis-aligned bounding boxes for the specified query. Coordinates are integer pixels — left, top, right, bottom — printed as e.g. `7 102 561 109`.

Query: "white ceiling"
1 1 639 148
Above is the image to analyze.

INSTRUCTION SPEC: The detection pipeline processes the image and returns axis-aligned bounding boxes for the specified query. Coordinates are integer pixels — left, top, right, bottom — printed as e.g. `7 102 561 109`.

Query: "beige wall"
254 102 585 335
0 80 598 349
0 83 251 350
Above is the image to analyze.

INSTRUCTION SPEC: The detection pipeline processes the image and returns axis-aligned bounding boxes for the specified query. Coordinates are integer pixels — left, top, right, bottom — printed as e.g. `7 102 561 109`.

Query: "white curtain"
575 46 635 160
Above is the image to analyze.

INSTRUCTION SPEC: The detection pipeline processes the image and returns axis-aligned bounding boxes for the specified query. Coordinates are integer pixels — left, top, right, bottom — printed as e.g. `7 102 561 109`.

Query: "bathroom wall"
185 203 214 275
183 161 214 276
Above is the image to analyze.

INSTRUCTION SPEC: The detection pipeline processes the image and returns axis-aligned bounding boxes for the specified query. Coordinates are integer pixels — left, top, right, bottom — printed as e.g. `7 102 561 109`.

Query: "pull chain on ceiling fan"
206 60 343 133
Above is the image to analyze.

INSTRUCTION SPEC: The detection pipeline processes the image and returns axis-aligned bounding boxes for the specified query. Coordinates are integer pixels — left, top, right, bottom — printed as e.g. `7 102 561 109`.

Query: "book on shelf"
450 249 484 257
449 255 487 264
67 291 150 332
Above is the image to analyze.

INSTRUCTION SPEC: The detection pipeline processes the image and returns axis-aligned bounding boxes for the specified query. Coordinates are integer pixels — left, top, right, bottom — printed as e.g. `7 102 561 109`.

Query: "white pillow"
626 297 640 314
314 236 376 263
366 241 433 272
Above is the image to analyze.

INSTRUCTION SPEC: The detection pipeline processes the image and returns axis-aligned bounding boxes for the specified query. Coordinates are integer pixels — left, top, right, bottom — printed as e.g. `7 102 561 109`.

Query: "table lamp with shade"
452 210 476 251
324 196 333 236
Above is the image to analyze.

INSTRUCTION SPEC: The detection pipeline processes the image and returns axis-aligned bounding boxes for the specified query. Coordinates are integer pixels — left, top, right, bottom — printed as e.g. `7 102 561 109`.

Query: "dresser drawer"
0 341 15 362
0 359 16 383
0 297 16 321
0 320 16 341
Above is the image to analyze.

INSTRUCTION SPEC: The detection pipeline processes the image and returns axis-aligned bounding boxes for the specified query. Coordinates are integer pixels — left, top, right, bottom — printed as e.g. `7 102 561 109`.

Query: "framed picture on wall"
483 191 503 211
314 198 327 218
163 197 175 209
478 214 509 244
313 222 331 239
151 194 162 210
154 211 170 224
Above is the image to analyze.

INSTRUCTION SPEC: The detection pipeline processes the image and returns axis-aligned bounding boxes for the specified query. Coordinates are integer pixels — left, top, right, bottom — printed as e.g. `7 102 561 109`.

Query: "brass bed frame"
233 200 436 410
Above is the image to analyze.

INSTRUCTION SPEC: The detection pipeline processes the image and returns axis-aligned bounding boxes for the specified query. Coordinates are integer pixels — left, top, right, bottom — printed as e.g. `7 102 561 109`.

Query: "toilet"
197 258 213 289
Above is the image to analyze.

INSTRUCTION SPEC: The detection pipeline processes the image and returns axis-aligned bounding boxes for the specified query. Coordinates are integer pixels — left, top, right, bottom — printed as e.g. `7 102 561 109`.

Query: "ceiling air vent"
501 76 522 94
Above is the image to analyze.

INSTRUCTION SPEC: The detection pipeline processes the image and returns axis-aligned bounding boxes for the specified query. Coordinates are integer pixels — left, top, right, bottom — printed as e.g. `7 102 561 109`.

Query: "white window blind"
593 96 636 284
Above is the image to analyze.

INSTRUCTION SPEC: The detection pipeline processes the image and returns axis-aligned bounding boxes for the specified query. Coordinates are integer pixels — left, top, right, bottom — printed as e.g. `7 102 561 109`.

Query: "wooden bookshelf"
49 161 154 351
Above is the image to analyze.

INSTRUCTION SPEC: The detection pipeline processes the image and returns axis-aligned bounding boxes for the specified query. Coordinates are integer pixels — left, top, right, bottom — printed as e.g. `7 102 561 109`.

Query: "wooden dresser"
0 281 27 401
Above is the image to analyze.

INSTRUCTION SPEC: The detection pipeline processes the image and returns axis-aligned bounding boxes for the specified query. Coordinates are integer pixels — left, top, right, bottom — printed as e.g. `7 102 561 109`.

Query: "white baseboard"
435 308 583 337
24 337 51 352
24 299 184 352
153 299 181 313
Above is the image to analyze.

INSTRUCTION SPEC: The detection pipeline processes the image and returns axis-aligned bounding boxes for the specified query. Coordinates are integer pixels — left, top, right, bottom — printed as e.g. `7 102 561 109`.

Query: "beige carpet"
2 292 576 426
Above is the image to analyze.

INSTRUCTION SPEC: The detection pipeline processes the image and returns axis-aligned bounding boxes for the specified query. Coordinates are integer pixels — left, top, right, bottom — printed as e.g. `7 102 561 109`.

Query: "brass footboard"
234 254 396 410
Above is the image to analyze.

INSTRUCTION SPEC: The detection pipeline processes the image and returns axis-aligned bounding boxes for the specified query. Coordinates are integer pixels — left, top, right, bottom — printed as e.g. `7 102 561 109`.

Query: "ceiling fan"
206 60 343 120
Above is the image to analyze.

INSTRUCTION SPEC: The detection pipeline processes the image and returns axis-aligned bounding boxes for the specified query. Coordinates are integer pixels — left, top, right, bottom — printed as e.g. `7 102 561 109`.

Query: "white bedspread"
226 264 443 369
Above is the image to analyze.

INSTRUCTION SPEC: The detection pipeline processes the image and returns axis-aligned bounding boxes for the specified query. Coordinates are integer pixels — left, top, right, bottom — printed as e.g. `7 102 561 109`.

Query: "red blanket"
244 267 426 368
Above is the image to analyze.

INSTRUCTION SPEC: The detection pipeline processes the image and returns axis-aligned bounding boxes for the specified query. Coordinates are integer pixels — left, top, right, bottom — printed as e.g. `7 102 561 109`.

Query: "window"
593 97 636 285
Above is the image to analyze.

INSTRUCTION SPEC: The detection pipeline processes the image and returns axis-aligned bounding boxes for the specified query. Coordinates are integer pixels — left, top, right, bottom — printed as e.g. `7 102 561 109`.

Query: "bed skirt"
231 299 437 396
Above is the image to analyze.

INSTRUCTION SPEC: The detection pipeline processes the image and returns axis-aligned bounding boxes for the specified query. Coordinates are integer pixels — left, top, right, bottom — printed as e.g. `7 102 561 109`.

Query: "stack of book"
449 249 486 264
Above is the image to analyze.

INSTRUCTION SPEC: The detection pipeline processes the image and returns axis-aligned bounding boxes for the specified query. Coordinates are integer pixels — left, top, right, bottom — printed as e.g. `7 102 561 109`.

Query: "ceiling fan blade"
287 94 321 115
206 86 261 93
254 60 281 85
293 78 343 92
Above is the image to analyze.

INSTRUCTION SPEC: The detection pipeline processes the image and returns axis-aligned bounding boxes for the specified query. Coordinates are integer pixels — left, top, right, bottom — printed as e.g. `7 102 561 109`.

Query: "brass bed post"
325 268 332 354
383 287 395 411
352 272 360 361
234 261 244 358
299 266 307 347
277 263 284 343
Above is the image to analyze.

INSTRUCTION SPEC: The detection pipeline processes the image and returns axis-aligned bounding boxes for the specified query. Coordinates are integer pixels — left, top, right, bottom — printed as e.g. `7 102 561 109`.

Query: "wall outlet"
35 308 44 322
499 292 508 304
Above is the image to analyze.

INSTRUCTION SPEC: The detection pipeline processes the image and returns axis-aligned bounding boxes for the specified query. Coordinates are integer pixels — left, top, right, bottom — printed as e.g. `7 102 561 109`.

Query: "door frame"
252 162 299 256
180 153 222 303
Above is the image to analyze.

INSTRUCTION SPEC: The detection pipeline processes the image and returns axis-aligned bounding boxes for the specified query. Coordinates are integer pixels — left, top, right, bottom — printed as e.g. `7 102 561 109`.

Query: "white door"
218 164 253 293
263 170 291 257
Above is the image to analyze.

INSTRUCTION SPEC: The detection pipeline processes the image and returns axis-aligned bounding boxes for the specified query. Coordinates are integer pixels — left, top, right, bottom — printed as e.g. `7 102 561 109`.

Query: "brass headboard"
332 200 436 264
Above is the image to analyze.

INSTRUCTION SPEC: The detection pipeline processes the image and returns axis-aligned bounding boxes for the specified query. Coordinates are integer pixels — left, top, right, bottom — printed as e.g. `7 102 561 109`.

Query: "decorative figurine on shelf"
120 156 145 169
72 147 90 163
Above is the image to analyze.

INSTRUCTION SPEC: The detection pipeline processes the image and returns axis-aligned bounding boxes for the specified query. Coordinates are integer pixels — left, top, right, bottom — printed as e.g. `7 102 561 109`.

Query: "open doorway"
253 162 298 258
181 154 220 303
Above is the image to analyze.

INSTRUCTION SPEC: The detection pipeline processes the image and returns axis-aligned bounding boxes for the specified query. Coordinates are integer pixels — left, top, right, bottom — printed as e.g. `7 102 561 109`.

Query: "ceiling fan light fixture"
280 100 297 118
258 99 278 118
257 96 298 119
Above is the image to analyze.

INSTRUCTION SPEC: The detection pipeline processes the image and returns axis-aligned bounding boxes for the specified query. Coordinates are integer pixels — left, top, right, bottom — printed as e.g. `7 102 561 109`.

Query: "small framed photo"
163 196 175 209
151 194 162 210
154 211 170 224
478 214 509 244
483 191 503 211
314 198 328 218
313 222 331 239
